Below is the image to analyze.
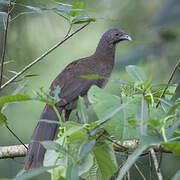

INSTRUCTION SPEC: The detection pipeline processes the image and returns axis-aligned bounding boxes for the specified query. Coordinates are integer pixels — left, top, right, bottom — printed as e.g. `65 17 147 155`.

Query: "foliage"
1 64 180 179
0 0 180 180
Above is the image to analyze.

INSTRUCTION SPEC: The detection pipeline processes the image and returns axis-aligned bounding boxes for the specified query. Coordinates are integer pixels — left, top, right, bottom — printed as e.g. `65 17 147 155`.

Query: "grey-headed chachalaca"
24 28 132 170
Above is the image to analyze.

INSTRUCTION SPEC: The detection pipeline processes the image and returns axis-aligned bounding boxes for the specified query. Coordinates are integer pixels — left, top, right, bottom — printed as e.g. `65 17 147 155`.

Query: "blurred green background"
0 0 180 179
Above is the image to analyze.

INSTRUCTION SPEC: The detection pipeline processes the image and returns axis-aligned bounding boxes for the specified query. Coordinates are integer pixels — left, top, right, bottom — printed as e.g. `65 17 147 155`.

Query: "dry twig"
150 148 163 180
1 22 90 89
156 59 180 108
0 2 11 87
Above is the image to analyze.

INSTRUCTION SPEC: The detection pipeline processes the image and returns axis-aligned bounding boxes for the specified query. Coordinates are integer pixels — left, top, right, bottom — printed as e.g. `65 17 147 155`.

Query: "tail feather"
24 105 62 170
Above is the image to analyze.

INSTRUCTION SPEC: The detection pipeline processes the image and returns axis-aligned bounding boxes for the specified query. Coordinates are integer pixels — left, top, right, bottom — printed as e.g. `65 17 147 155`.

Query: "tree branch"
156 59 180 108
0 144 28 159
0 22 90 89
0 2 11 87
0 141 172 159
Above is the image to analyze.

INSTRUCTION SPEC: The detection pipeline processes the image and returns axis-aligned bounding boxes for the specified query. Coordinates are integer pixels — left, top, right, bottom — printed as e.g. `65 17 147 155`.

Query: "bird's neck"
94 37 116 58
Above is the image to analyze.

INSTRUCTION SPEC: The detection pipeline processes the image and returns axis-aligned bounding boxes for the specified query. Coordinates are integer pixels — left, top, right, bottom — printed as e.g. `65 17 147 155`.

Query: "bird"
24 28 132 170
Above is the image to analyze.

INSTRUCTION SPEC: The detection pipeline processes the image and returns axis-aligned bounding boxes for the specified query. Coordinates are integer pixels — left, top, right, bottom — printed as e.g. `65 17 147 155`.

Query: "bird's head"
103 28 132 48
95 28 132 55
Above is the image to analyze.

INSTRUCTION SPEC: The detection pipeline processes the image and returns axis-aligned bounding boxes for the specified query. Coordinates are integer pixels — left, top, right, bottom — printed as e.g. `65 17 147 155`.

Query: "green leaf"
70 2 84 17
89 86 140 140
0 94 31 106
140 135 162 146
117 145 148 180
81 74 100 80
77 96 88 124
126 65 147 83
41 141 70 157
44 149 62 167
163 141 180 156
79 153 94 176
72 15 96 24
79 139 96 159
82 141 117 180
66 163 79 180
172 170 180 180
165 84 177 100
13 165 58 180
61 126 84 139
0 112 7 127
168 101 180 115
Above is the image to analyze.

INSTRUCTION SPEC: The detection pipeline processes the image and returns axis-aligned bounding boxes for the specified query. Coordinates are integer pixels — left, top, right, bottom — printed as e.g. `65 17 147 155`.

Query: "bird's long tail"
24 104 62 170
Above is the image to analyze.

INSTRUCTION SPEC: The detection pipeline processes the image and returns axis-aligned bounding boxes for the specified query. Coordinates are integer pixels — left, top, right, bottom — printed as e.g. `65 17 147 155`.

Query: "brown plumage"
24 28 131 170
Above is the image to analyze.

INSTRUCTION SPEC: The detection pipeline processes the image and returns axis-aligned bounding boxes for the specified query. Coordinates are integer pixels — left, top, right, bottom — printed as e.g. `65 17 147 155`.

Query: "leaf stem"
52 105 63 122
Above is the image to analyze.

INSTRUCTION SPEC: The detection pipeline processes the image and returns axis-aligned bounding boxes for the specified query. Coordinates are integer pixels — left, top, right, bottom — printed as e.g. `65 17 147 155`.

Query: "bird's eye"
115 33 119 36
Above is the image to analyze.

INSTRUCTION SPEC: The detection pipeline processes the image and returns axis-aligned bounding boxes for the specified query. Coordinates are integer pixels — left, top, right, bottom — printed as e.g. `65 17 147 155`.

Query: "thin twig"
1 22 90 89
156 59 180 108
158 146 163 170
134 163 146 180
6 125 28 150
149 151 153 180
0 2 11 87
150 148 163 180
102 134 128 151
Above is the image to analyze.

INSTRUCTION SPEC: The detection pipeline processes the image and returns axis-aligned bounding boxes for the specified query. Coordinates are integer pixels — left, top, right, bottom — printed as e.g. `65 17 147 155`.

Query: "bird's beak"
120 34 132 41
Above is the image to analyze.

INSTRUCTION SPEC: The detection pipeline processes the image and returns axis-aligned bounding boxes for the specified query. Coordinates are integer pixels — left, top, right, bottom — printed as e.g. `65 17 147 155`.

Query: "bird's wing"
51 77 95 106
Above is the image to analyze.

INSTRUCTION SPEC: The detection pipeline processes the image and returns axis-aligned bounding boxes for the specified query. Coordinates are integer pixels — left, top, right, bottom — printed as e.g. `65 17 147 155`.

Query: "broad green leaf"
89 86 139 140
163 141 180 156
79 139 96 159
172 170 180 180
61 126 84 139
72 15 96 24
51 166 66 180
0 112 7 127
76 96 88 124
168 101 180 115
82 141 117 180
126 65 147 82
41 141 73 158
117 145 148 180
70 2 84 17
166 121 180 139
149 106 167 125
79 153 94 176
140 135 162 146
13 165 58 180
44 149 63 167
66 163 79 180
